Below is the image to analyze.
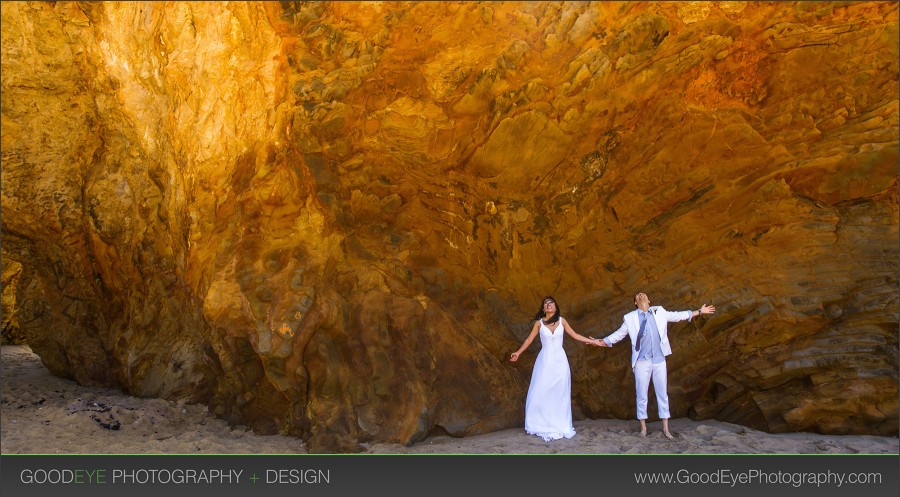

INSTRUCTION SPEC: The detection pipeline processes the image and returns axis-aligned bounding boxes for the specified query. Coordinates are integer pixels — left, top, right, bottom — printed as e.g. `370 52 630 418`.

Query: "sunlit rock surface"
2 1 897 451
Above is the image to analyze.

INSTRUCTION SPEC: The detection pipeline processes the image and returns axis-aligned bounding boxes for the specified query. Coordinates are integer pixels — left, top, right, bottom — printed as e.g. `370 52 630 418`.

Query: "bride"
510 296 601 441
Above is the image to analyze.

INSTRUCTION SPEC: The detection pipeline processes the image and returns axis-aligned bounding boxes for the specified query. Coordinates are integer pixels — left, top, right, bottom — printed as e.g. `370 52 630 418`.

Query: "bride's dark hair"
534 295 561 324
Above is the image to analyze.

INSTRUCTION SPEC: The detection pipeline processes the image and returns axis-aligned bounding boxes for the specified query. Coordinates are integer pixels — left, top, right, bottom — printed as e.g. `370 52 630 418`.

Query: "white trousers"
633 359 670 420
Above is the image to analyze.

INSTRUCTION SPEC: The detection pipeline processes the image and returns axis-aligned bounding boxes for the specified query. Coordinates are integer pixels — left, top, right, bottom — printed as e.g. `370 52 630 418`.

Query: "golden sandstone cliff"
1 1 897 451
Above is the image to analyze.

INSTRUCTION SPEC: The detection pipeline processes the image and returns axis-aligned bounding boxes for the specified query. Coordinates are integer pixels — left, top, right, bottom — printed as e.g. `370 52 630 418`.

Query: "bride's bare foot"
639 429 647 437
663 431 674 439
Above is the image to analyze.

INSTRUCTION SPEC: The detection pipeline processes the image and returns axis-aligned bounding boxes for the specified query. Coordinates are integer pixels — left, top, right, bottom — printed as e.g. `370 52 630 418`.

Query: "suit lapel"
627 311 640 335
651 307 665 336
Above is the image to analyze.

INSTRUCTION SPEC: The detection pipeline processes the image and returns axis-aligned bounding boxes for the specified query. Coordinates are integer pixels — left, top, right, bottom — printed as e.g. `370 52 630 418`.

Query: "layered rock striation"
2 1 897 450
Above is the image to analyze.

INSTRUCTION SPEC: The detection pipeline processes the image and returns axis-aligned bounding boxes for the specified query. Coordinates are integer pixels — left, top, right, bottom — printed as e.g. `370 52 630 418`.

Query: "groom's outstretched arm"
594 320 628 347
667 303 716 322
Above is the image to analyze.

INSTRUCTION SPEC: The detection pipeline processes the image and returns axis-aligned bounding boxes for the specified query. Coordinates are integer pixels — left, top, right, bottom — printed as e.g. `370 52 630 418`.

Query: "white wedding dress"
524 317 576 441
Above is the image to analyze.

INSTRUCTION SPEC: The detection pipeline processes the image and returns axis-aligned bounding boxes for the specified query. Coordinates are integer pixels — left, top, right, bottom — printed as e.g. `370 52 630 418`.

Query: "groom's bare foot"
661 419 672 439
639 429 647 437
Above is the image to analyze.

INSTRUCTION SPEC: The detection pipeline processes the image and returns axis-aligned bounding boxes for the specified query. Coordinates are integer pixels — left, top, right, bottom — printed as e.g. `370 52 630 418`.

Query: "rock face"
1 1 897 450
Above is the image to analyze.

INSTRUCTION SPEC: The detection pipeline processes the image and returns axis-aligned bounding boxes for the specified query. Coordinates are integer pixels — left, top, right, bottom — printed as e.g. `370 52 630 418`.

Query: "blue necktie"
635 312 648 351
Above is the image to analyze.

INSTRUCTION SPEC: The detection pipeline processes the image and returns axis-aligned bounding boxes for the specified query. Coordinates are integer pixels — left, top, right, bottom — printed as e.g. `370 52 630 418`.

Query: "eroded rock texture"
1 1 897 450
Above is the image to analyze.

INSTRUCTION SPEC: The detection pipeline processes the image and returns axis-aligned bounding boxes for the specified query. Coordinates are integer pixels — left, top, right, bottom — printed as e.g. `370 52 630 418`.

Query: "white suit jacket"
603 306 693 368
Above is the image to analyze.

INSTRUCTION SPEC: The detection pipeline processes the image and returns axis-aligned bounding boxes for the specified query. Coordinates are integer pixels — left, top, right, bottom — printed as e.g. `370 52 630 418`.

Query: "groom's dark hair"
534 295 561 324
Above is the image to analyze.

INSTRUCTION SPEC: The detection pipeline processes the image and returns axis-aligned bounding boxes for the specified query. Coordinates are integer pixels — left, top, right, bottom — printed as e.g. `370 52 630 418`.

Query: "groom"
592 292 715 438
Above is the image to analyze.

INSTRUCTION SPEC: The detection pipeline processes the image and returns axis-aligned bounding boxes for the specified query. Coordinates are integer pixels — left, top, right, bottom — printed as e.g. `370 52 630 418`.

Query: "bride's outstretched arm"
510 321 541 361
562 318 602 346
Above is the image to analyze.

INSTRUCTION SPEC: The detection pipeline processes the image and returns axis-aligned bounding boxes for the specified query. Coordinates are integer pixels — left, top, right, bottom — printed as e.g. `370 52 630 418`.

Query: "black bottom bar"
2 454 898 497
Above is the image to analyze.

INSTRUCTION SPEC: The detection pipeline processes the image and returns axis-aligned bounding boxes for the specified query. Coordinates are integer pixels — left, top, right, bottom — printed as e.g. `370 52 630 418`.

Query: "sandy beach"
2 345 897 455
